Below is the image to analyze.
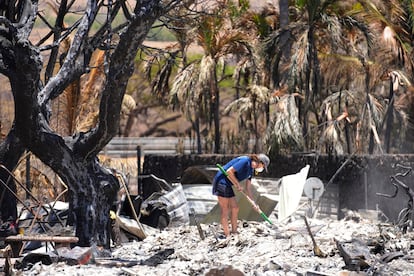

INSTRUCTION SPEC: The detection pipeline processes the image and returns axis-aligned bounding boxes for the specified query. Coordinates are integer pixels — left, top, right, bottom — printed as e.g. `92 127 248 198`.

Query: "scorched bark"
0 0 178 247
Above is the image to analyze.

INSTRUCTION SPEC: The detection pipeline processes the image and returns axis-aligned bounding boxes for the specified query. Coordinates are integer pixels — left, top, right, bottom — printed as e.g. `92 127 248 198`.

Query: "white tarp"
277 165 310 222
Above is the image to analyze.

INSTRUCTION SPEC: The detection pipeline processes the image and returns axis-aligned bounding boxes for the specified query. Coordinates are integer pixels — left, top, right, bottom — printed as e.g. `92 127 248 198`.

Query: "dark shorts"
213 182 235 198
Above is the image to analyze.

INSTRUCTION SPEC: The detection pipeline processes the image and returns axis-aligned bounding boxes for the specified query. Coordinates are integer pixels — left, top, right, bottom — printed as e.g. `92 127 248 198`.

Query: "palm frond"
320 122 344 154
224 98 252 115
170 63 197 103
249 84 270 102
75 51 105 132
265 94 303 153
319 53 366 89
121 94 137 116
367 93 385 126
151 52 179 100
170 63 199 118
321 13 343 46
198 55 215 89
290 30 310 79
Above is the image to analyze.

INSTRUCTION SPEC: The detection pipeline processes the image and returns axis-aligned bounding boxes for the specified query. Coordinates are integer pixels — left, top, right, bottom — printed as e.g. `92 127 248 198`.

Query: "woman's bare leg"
218 196 230 236
229 197 239 234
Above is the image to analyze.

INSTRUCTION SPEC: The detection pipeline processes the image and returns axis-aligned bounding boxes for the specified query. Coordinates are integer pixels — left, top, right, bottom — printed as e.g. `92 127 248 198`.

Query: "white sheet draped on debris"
277 165 310 222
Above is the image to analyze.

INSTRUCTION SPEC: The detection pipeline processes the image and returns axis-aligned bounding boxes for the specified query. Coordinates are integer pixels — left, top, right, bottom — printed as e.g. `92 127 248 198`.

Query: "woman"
212 154 270 237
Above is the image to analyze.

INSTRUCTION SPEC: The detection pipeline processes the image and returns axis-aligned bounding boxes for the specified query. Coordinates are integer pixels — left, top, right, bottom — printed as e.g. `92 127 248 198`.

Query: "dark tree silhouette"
0 0 185 247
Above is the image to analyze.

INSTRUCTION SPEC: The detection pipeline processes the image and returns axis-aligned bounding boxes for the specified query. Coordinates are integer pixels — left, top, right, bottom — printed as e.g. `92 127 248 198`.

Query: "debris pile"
2 212 414 275
2 167 414 275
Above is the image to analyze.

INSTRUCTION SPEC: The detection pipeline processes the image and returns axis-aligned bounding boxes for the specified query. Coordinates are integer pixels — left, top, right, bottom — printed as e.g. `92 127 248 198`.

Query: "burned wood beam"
5 235 78 243
5 235 79 257
336 239 371 271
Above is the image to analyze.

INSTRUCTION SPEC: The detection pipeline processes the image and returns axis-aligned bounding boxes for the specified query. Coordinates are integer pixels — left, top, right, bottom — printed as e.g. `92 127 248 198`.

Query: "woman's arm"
226 167 243 191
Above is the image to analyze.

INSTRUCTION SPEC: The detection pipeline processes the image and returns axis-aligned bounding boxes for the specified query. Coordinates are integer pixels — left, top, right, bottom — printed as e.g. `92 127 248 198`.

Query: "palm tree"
224 85 271 152
262 0 411 155
351 0 414 152
151 0 262 153
170 62 204 153
264 93 304 154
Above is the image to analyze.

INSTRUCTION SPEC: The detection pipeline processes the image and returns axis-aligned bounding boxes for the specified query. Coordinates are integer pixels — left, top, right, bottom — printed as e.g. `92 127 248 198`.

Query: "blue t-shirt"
212 156 253 194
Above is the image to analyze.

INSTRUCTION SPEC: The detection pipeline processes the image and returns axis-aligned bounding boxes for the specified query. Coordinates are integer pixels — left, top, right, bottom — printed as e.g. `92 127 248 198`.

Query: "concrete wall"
143 154 414 221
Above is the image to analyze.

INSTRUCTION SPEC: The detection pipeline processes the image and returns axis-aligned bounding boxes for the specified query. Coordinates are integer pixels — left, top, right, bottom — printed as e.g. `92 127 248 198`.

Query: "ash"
19 215 414 276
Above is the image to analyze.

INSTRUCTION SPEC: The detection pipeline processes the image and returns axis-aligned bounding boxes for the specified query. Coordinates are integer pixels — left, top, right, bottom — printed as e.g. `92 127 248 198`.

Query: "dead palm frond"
170 63 198 103
291 30 310 78
367 93 384 126
351 0 414 75
265 94 303 153
198 55 215 92
319 53 367 90
224 84 270 129
170 63 201 121
318 88 387 154
75 50 106 132
355 93 385 153
121 94 137 117
150 51 179 101
249 84 271 102
318 103 346 154
224 97 253 115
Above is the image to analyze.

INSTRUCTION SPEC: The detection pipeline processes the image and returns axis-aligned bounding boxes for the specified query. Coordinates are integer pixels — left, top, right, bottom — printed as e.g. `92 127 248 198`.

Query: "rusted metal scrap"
56 246 92 265
336 238 372 271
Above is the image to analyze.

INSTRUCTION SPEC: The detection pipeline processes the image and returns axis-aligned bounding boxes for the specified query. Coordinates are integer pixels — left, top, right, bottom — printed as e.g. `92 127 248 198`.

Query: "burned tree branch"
377 164 414 233
0 0 190 248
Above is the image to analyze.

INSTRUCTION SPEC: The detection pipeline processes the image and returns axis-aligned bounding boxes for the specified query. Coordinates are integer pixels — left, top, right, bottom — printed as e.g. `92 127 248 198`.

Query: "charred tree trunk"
63 162 118 247
0 0 174 247
0 131 25 222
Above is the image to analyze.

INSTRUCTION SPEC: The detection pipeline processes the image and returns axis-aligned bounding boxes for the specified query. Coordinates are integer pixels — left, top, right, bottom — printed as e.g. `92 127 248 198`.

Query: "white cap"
258 154 270 172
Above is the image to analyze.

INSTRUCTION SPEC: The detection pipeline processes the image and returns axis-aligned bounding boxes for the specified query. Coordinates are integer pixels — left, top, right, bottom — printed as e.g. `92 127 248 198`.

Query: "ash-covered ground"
16 213 414 276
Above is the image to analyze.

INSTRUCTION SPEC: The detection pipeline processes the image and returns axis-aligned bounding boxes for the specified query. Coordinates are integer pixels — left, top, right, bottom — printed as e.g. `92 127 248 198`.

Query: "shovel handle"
216 163 229 177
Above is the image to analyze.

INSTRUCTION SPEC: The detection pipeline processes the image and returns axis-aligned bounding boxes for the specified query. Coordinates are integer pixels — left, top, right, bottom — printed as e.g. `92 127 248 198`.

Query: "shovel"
216 164 273 225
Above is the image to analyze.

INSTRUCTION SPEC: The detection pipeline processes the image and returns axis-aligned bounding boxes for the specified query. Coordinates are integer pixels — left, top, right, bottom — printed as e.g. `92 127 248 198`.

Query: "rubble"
56 246 93 265
2 214 413 275
2 169 414 275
